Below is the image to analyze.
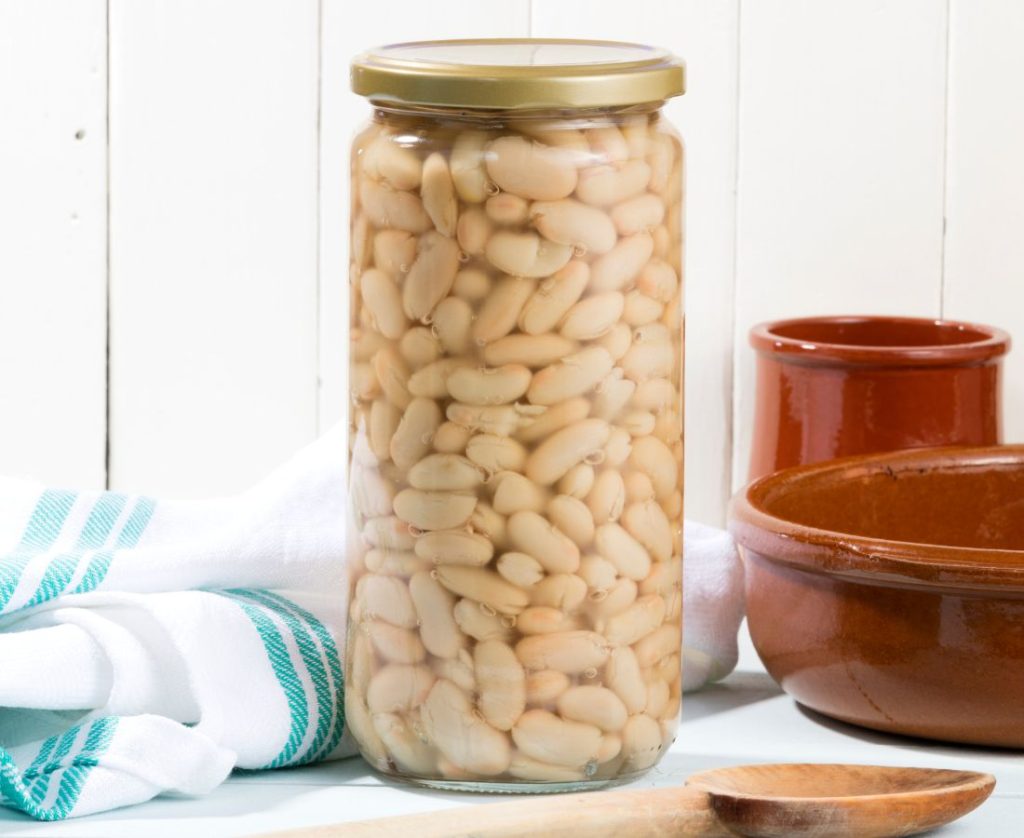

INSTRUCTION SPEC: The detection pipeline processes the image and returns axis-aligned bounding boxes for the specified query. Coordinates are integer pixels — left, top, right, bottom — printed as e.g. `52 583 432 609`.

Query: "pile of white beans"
347 107 683 787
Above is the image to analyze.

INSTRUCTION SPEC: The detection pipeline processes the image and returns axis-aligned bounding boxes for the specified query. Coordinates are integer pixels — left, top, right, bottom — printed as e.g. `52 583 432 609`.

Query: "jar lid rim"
351 38 685 110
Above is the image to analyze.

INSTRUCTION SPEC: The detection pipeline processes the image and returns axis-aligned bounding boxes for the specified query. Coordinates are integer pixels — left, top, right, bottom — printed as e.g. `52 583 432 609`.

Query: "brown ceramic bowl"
748 316 1011 481
729 445 1024 748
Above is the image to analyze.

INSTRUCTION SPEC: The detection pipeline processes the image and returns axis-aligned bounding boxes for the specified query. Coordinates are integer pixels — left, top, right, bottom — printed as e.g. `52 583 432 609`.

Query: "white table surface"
2 626 1021 837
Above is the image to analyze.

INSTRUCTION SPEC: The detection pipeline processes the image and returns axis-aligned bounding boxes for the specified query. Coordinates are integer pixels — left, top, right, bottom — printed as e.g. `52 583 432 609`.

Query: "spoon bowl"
688 763 996 838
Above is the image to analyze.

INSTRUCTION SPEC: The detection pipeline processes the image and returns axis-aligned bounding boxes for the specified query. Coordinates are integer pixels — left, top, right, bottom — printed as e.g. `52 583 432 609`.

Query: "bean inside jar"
348 39 685 792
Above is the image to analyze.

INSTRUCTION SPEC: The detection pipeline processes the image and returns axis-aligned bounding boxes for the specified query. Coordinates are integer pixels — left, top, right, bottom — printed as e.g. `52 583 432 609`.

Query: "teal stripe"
24 494 127 609
249 590 346 762
51 718 118 813
229 590 334 766
72 496 155 595
0 718 119 821
0 490 77 611
229 597 309 769
25 723 82 803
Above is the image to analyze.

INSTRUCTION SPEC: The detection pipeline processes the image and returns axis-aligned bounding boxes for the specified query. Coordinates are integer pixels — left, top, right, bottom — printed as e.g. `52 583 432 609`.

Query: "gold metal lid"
351 39 685 110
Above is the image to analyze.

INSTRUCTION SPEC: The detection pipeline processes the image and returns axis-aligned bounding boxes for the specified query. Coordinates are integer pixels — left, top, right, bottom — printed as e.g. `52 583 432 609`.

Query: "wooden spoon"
266 764 994 838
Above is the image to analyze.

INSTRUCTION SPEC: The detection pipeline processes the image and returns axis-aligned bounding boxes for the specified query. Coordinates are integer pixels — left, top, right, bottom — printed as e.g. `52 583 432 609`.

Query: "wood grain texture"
317 0 531 436
731 0 949 488
944 0 1024 447
0 0 107 487
532 0 740 526
108 0 320 496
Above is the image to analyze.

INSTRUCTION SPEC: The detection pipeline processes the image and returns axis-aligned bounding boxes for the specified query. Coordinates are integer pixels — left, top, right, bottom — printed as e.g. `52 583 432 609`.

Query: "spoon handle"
265 785 732 838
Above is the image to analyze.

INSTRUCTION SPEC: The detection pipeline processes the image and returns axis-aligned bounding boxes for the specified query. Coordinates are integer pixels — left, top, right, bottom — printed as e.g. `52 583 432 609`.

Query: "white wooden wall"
2 0 1022 525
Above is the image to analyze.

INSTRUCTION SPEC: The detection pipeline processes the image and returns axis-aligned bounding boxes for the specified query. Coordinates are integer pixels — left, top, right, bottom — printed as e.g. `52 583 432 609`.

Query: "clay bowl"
729 445 1024 747
747 315 1011 481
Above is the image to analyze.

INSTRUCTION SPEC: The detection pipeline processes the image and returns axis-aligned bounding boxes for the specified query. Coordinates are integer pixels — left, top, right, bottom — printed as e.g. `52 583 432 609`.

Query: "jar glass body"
345 102 684 791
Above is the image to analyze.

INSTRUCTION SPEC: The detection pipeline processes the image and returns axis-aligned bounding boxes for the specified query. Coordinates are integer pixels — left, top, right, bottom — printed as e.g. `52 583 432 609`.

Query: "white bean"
525 670 571 705
421 152 457 237
403 231 461 321
482 334 578 368
447 365 531 405
357 575 417 628
518 260 589 335
473 276 537 344
590 233 654 292
466 434 528 473
559 292 624 340
415 529 494 567
360 268 408 339
528 347 614 405
360 178 432 233
407 453 483 491
366 664 435 714
474 640 527 732
611 193 665 236
507 510 580 574
366 620 426 664
432 296 473 355
515 631 610 674
595 523 651 582
557 686 628 733
436 566 530 615
525 418 611 486
485 231 573 279
496 552 545 588
531 199 617 255
451 130 492 203
546 494 595 547
394 489 476 531
373 228 417 277
511 710 601 767
485 136 577 201
422 679 511 776
390 398 442 470
491 471 550 515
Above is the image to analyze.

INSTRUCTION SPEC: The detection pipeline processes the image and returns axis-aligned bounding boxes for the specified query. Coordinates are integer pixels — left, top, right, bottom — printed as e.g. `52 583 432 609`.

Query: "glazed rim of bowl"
728 445 1024 594
749 315 1011 367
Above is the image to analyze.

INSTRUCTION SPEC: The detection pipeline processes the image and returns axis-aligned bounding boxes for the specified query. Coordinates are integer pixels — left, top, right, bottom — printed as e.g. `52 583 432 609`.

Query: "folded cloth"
681 520 746 692
0 424 744 820
0 427 354 820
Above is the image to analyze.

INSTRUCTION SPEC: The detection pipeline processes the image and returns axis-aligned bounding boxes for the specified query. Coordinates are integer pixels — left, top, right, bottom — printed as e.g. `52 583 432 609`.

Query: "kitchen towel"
0 426 744 820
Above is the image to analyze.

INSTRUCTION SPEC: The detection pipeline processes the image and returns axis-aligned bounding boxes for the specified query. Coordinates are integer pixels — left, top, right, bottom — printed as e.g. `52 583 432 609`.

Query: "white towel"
681 520 746 692
0 427 353 820
0 426 744 820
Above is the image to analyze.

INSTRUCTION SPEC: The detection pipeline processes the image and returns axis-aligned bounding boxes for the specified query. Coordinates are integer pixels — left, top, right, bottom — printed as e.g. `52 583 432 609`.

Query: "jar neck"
370 100 665 128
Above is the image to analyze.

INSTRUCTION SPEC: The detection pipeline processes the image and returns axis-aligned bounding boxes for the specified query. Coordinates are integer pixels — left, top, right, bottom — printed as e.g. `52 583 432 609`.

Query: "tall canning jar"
346 40 685 792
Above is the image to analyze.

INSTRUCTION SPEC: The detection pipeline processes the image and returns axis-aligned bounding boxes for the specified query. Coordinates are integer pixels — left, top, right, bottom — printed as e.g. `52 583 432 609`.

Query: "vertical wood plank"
531 0 740 526
0 1 107 487
318 0 531 436
944 0 1024 444
732 0 948 488
109 0 320 497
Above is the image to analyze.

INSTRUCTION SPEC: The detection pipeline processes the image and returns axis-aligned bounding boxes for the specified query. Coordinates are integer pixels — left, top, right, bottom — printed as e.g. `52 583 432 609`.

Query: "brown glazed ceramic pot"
748 316 1011 481
729 445 1024 748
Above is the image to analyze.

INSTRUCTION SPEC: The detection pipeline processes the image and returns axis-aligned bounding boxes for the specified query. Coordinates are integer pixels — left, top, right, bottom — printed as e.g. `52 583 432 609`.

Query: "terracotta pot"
729 445 1024 747
748 315 1010 481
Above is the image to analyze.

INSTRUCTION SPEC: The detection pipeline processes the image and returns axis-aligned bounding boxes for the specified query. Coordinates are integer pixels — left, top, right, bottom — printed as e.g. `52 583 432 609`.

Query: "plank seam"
729 0 744 494
939 0 952 319
104 0 112 490
315 0 324 433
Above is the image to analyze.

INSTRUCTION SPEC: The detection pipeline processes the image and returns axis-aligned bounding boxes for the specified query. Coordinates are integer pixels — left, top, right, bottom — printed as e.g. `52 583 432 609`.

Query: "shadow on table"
682 670 784 723
794 703 1024 763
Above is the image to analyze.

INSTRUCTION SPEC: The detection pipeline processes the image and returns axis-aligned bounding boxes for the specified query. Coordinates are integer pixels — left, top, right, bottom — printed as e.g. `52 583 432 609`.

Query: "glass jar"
345 39 685 791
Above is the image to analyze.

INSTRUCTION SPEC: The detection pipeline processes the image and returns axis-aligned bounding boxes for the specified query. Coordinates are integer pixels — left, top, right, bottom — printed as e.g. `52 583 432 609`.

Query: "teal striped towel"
0 427 353 820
